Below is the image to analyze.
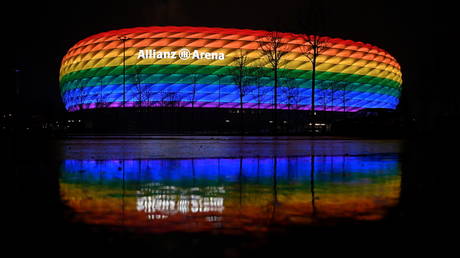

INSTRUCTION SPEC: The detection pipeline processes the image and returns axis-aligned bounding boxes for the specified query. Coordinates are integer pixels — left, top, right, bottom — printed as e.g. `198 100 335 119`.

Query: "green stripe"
60 64 401 89
60 74 400 98
61 77 401 99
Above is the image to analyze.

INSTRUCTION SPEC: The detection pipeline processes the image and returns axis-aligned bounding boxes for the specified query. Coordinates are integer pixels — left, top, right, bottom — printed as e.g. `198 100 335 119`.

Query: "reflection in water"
60 155 401 232
137 184 225 219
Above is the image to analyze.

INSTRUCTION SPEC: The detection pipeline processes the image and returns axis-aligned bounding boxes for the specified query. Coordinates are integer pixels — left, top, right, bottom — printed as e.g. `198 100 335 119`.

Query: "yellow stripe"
61 48 402 84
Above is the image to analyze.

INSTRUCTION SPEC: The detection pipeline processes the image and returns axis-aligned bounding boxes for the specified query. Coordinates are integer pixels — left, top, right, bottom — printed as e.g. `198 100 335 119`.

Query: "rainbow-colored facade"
59 26 402 112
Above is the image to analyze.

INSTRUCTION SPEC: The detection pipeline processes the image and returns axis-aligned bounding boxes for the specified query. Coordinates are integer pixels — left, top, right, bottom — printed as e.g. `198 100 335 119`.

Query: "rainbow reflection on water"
60 155 401 232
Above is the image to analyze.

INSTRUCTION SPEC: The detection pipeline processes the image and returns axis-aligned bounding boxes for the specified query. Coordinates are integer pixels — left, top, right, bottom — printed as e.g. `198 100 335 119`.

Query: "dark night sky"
12 0 452 129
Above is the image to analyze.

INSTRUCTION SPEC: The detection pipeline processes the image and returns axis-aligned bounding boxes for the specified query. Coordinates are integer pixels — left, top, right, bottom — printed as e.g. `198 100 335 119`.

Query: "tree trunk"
274 67 278 133
240 96 244 135
311 53 317 134
312 55 316 116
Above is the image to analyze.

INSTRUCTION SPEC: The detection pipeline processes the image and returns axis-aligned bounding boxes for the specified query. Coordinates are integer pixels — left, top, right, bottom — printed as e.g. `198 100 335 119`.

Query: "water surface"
58 137 401 233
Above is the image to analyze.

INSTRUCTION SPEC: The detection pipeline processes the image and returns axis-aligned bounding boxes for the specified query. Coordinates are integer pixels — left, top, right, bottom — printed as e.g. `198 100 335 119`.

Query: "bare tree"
188 74 199 132
144 86 155 109
259 30 292 131
216 74 225 108
291 81 303 111
329 82 336 112
96 83 110 109
300 34 331 118
133 68 148 108
160 91 180 109
133 81 147 108
279 69 303 132
230 49 251 134
318 81 341 122
251 61 268 111
298 2 332 132
320 82 330 113
281 73 301 111
76 84 89 111
189 74 199 108
247 64 267 129
328 81 339 122
340 83 348 113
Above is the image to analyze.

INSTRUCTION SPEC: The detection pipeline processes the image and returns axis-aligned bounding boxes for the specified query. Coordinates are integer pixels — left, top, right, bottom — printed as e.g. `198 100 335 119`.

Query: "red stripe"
72 26 395 59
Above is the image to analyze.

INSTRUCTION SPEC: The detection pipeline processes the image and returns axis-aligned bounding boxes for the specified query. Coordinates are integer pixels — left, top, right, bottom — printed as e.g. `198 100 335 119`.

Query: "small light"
225 120 230 123
269 120 273 123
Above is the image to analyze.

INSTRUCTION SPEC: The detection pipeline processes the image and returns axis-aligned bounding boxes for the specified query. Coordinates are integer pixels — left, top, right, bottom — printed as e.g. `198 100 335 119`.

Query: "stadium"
59 26 402 133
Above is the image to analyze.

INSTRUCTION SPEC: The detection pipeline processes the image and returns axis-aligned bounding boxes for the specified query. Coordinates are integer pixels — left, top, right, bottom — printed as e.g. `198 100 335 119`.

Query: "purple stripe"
68 101 361 112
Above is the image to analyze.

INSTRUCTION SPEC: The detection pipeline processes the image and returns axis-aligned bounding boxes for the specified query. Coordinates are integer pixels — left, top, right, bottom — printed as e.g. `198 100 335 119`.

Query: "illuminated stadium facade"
59 26 402 113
